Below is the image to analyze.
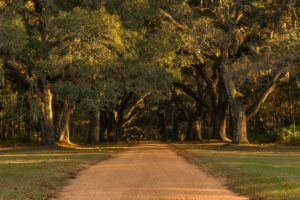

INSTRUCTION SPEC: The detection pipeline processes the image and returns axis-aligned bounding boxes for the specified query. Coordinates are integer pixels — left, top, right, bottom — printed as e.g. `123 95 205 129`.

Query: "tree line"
0 0 299 145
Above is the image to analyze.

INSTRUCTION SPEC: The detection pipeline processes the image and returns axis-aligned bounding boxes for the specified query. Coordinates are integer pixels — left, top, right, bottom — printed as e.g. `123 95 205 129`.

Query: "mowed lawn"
0 145 126 200
174 143 300 200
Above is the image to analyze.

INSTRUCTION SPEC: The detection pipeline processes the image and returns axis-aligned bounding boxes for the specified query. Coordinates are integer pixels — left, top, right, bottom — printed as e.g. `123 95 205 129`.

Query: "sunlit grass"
0 145 126 200
174 144 300 200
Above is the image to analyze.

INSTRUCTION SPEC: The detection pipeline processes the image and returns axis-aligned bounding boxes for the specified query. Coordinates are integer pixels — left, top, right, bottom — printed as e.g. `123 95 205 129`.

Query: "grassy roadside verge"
0 145 128 200
173 143 300 200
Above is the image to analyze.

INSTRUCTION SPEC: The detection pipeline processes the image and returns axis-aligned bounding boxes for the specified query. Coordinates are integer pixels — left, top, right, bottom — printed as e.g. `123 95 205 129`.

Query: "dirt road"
57 144 248 200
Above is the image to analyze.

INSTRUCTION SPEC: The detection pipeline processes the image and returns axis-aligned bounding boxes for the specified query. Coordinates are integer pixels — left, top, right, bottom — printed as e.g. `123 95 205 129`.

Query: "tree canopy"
0 0 299 145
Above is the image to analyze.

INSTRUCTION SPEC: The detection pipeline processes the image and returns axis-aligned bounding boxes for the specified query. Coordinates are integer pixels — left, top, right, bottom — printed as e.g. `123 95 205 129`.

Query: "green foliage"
273 126 300 145
105 0 159 28
0 8 27 54
0 87 17 119
53 81 91 103
47 7 124 73
0 0 299 144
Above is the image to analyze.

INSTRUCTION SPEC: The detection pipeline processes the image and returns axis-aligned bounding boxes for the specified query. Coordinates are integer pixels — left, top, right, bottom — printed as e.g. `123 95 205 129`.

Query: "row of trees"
0 0 299 145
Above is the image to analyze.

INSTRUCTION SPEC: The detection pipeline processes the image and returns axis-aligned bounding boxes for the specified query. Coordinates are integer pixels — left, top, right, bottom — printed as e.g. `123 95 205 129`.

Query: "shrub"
273 125 300 145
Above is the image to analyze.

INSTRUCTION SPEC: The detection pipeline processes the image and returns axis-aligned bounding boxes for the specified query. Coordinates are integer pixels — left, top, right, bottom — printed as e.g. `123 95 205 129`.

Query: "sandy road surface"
57 144 248 200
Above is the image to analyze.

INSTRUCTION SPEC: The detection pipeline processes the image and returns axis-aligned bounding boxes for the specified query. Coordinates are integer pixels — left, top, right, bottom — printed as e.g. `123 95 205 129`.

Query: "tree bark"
222 68 249 144
218 113 228 141
88 111 100 144
193 117 203 141
107 111 117 142
231 102 249 144
100 111 109 141
212 102 230 142
172 83 207 142
114 110 123 142
113 92 133 142
222 66 289 144
197 66 230 141
35 88 55 145
122 92 151 128
58 106 73 144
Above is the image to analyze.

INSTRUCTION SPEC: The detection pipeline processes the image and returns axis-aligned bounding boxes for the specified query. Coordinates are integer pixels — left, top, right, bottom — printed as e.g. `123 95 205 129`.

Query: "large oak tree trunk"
58 106 73 144
222 69 249 144
222 66 288 144
54 100 73 144
88 111 100 144
36 88 55 145
212 103 230 142
231 103 249 144
218 113 228 141
197 66 229 141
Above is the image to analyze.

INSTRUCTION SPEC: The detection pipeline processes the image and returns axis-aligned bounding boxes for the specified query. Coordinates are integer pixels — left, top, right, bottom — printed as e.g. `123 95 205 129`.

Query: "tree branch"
4 59 30 92
173 82 200 103
171 89 190 121
245 67 290 119
159 8 188 32
122 92 152 127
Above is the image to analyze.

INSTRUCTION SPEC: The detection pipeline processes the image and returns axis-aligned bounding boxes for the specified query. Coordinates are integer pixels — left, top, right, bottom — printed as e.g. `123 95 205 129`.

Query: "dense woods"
0 0 299 145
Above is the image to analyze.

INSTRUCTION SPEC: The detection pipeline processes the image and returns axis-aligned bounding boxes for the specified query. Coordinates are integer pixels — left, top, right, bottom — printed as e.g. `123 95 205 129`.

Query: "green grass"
174 143 300 200
0 145 127 200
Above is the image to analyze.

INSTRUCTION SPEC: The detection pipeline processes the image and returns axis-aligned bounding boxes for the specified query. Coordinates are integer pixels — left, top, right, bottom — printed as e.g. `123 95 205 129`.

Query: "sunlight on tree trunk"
193 118 203 141
36 88 55 145
58 107 73 144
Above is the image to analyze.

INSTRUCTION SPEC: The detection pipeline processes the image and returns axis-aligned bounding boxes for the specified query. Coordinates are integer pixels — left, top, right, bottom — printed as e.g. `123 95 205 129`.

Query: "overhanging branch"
245 67 290 119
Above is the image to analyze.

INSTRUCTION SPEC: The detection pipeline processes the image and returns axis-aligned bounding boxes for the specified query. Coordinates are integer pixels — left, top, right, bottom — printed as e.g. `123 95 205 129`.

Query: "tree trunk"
24 116 32 142
0 120 5 142
186 119 194 141
193 118 203 141
100 111 109 141
88 111 100 144
231 103 249 144
114 109 123 142
58 106 73 144
222 68 249 144
172 114 179 141
218 113 228 141
101 129 109 142
36 88 55 145
107 111 116 142
213 103 230 142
